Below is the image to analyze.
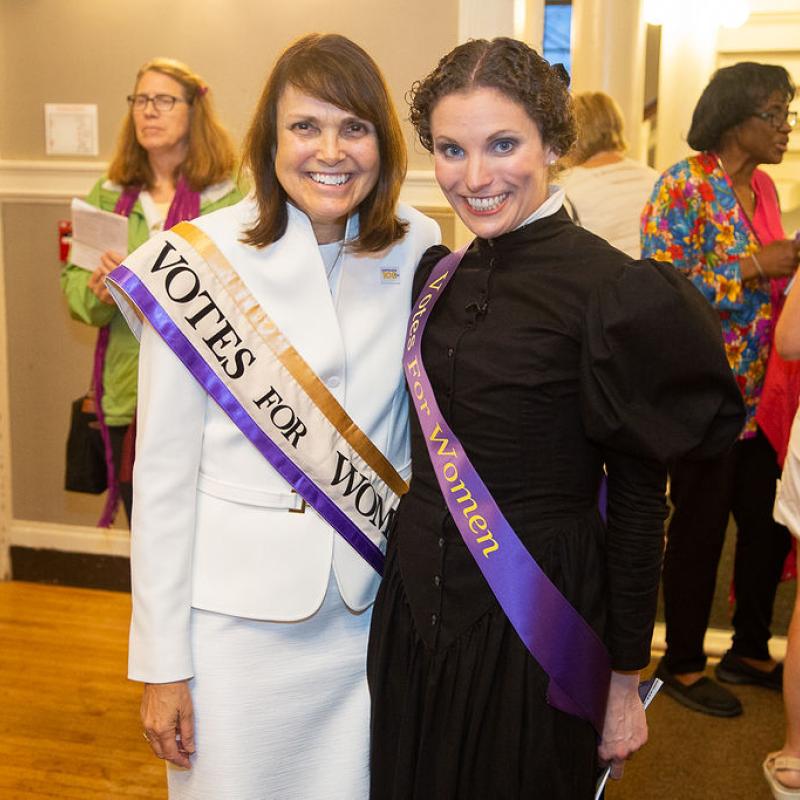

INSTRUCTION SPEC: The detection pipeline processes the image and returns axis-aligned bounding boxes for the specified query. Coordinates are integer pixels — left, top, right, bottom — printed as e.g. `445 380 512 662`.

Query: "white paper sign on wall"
44 104 99 156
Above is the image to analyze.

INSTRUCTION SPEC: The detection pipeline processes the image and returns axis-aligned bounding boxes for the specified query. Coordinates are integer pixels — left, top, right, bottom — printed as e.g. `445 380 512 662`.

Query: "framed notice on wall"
44 103 99 156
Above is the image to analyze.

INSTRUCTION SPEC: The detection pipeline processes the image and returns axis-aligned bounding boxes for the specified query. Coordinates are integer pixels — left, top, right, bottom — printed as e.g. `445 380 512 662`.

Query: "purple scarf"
93 176 200 527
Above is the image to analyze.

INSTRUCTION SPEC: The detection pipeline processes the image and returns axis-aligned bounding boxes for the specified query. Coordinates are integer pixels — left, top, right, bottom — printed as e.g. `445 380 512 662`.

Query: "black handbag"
64 390 107 494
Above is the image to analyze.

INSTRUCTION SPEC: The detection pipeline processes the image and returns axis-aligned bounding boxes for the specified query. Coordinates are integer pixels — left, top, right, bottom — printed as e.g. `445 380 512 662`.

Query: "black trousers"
662 429 791 674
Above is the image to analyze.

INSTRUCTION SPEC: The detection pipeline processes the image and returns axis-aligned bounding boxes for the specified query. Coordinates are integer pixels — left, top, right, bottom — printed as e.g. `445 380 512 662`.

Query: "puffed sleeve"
581 259 745 464
582 260 744 669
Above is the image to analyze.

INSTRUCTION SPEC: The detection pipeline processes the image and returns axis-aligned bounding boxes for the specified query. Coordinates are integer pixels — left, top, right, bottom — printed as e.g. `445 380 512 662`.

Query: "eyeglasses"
752 110 798 130
126 94 186 113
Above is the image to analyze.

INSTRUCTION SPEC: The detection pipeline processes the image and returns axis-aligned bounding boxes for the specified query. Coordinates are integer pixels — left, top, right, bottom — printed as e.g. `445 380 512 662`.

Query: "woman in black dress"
367 38 745 799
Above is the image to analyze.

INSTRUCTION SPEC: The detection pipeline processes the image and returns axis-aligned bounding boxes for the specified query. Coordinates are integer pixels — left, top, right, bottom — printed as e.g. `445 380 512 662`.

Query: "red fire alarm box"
58 220 72 262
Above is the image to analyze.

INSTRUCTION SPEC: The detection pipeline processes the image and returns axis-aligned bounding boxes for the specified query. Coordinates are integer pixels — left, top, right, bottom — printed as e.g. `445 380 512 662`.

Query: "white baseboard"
7 519 789 660
651 622 787 661
9 519 130 557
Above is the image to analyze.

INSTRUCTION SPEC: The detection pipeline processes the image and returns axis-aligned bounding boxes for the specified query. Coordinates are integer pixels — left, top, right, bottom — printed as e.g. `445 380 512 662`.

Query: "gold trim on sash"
172 221 408 497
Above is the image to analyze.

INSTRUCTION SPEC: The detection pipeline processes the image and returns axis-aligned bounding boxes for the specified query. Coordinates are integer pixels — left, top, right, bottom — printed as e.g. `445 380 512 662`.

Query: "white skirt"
167 573 372 800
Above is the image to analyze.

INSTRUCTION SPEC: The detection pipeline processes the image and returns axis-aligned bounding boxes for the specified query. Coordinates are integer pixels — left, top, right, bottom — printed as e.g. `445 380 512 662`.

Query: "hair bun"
552 63 570 87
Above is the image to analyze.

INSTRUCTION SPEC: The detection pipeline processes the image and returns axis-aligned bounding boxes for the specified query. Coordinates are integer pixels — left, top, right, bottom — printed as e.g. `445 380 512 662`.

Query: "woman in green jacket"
61 57 241 525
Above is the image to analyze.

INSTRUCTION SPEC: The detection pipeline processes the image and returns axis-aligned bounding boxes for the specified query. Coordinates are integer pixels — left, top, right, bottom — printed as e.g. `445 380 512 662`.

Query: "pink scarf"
751 169 797 582
752 169 795 467
93 176 200 527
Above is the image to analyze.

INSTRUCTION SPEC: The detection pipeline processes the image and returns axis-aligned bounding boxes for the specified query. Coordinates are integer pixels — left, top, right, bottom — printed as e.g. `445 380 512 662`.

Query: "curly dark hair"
409 37 575 157
687 62 795 152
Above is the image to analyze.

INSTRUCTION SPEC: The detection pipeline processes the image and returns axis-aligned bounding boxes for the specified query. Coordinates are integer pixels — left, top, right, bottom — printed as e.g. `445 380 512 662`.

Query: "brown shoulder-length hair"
108 57 236 192
571 92 627 164
409 37 576 160
241 33 408 253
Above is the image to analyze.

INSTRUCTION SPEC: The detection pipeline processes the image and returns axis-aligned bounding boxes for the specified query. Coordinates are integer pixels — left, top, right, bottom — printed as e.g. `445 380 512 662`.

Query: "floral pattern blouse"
641 151 776 438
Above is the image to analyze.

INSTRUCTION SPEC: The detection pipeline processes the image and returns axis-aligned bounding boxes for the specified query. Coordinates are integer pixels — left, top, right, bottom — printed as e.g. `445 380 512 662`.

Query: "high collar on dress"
472 188 571 257
513 185 566 230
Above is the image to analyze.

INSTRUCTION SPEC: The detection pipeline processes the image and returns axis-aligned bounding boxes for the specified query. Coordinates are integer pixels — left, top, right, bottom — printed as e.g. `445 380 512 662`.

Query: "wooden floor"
0 582 166 799
0 580 788 799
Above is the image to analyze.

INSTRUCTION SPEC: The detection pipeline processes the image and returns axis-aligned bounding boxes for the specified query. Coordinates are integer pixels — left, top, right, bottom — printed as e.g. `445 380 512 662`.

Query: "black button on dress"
367 209 744 799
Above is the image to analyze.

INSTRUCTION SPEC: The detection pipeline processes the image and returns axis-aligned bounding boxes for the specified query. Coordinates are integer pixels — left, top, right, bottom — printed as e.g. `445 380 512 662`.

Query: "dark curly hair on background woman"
687 62 795 152
408 37 576 157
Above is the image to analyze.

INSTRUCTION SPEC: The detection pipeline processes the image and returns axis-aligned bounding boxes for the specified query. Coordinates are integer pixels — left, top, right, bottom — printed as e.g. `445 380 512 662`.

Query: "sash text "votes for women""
145 240 395 536
148 241 311 450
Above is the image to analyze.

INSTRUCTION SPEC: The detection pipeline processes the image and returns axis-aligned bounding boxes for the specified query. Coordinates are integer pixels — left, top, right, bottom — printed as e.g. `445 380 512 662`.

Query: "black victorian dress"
367 208 744 799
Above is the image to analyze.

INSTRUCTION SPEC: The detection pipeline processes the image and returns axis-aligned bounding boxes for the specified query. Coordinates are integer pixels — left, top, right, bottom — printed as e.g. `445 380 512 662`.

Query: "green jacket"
60 177 243 425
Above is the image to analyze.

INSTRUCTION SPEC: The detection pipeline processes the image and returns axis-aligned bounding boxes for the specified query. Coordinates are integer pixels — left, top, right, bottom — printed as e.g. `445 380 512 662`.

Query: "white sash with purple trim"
107 221 407 574
406 247 612 735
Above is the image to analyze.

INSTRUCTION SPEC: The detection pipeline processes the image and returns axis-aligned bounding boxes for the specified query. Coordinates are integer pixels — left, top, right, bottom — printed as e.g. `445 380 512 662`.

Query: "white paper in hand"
594 677 663 800
69 198 129 270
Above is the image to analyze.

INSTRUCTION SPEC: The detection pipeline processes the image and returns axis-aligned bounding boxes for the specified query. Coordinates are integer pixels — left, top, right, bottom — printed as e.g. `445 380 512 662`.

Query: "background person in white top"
559 91 658 258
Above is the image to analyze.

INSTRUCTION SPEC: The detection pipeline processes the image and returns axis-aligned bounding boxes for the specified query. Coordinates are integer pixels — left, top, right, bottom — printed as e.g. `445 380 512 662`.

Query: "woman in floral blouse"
642 62 800 719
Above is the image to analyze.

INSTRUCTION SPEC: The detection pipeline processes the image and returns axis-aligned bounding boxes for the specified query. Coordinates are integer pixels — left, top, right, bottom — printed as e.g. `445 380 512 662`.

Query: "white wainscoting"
0 159 444 206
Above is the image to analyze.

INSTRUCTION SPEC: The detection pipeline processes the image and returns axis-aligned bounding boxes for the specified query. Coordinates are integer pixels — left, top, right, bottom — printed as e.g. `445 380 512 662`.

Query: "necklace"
716 154 760 243
730 178 756 213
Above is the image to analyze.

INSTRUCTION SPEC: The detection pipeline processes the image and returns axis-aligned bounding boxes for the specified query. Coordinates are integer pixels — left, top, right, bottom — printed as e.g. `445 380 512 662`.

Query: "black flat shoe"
715 651 783 691
655 658 743 717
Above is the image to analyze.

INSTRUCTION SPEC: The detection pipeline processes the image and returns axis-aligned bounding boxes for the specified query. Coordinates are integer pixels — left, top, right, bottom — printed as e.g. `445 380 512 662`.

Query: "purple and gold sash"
406 248 612 734
107 221 407 574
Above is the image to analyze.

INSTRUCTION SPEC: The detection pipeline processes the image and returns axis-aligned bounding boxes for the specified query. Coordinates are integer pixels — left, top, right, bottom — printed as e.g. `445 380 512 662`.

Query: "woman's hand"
597 670 647 781
756 239 800 278
141 680 196 768
87 250 124 305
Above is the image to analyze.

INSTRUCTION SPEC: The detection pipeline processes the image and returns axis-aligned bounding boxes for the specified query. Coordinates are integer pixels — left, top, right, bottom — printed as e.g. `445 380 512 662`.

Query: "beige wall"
716 11 800 209
0 0 458 169
1 202 107 526
653 1 800 206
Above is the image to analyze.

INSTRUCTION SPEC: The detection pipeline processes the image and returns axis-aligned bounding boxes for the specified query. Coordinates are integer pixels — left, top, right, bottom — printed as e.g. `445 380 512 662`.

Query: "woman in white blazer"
121 34 440 799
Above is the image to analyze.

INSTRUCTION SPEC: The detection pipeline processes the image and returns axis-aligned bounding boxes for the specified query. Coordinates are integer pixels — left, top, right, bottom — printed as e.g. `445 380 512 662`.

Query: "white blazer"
127 198 440 682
